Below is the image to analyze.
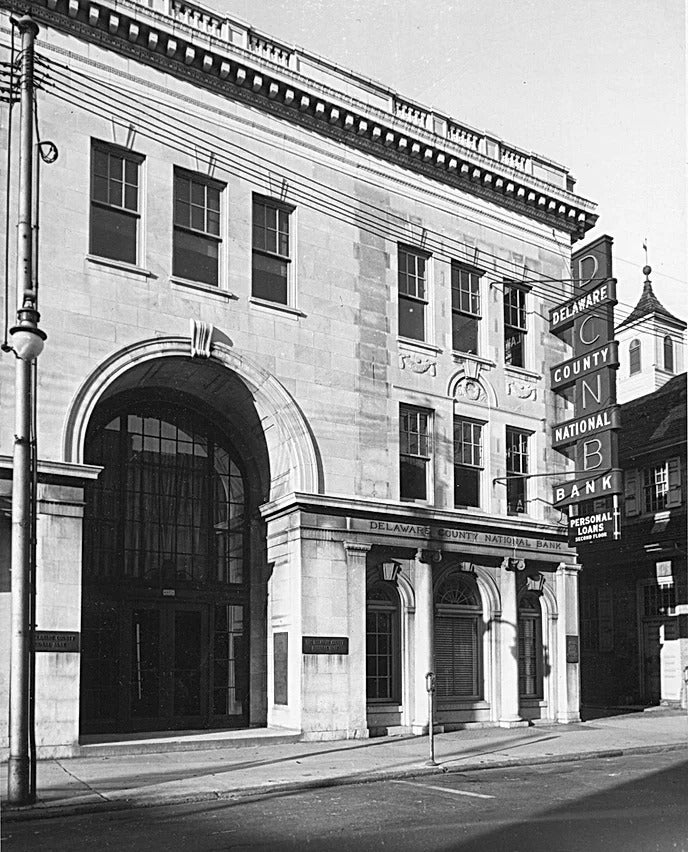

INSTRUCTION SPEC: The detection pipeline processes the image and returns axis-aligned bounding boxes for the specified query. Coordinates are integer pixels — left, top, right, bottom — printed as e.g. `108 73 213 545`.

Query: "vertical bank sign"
549 235 622 545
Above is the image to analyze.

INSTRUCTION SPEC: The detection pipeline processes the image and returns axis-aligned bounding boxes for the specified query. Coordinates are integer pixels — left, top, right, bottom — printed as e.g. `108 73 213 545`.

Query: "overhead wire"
4 38 681 343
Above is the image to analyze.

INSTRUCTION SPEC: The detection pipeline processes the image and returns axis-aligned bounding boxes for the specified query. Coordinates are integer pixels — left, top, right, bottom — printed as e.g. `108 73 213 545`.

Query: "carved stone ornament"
526 573 546 593
455 377 486 403
399 353 437 376
416 548 443 564
190 318 213 358
507 380 537 401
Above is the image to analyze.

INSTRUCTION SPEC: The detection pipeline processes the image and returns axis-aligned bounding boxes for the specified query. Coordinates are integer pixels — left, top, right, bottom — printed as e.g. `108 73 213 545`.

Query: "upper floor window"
173 170 222 286
663 335 674 373
399 404 432 502
506 427 529 514
629 339 641 375
252 196 293 304
504 283 527 368
451 263 481 354
398 246 428 341
644 463 669 513
454 418 483 508
90 141 142 265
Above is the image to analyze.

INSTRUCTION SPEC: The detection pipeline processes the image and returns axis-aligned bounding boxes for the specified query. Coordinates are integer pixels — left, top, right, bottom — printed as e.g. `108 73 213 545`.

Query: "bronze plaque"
302 636 349 655
566 634 579 664
33 630 80 653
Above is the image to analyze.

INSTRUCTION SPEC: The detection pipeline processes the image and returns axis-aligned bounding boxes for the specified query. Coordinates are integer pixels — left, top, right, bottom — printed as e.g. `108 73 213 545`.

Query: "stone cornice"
7 0 597 237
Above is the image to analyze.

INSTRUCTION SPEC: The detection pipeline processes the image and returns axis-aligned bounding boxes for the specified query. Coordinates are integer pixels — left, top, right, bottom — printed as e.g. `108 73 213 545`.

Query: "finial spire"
642 239 651 285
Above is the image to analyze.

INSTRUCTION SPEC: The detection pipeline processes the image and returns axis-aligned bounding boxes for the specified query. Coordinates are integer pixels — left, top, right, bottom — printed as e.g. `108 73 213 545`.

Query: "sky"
210 0 686 324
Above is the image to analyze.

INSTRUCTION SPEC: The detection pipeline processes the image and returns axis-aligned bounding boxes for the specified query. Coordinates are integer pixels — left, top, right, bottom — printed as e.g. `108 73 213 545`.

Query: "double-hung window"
398 246 428 341
451 263 481 354
506 427 529 514
663 336 674 373
173 169 222 286
454 418 483 508
644 463 669 513
399 404 432 502
252 197 293 305
504 283 527 368
90 141 142 265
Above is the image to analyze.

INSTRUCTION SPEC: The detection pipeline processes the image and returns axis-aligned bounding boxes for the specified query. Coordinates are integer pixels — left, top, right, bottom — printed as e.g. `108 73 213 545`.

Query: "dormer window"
663 335 674 373
629 339 641 375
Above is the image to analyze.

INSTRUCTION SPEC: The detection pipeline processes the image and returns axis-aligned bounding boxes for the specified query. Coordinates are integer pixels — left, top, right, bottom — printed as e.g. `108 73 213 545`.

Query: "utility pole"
7 13 45 806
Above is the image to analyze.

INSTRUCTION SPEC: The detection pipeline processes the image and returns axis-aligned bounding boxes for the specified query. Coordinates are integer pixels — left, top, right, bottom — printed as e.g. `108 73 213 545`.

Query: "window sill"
398 337 442 356
504 365 542 382
170 277 237 301
249 297 305 320
86 254 153 278
451 351 496 368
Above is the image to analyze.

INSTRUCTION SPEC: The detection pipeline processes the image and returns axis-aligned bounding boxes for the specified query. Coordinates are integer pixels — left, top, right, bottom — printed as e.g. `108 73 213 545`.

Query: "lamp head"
9 306 46 361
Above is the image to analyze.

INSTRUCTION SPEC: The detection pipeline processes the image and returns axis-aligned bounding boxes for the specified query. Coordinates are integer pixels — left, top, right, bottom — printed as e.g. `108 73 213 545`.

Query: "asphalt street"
3 751 687 852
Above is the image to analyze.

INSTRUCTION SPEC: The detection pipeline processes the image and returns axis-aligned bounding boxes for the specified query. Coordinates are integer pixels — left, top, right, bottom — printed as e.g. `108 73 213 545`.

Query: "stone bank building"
0 0 599 756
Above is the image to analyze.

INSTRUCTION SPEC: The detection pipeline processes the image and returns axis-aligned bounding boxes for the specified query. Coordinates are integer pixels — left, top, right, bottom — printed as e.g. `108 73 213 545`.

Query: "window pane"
173 228 218 285
452 313 479 353
191 205 205 232
92 174 109 204
124 184 138 212
505 329 525 367
252 252 288 304
90 206 137 264
191 180 205 206
399 295 425 340
455 467 480 507
400 457 427 501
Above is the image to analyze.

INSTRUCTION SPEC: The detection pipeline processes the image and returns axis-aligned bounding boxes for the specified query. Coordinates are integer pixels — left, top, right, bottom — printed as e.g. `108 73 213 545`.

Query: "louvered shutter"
666 457 683 508
518 616 537 697
624 469 640 516
435 615 481 699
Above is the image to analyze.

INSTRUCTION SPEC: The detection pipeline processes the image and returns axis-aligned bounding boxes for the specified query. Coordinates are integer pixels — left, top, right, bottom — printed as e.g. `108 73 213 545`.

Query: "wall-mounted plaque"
274 632 288 705
302 636 349 655
33 631 80 653
566 634 579 664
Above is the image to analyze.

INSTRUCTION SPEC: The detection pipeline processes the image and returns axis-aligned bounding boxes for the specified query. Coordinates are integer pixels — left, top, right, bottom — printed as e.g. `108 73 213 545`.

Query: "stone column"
555 561 582 723
498 558 524 727
344 542 371 739
412 549 440 733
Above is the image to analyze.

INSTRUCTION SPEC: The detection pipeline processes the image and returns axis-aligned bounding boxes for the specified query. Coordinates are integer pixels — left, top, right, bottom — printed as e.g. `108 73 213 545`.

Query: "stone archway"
63 336 323 501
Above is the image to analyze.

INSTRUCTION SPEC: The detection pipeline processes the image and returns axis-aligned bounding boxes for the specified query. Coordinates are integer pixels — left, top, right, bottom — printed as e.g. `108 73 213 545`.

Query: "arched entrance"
81 390 253 733
70 340 322 736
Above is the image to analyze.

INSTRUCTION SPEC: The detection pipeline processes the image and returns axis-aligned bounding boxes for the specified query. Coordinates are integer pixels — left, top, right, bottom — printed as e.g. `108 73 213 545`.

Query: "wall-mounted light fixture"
380 561 401 583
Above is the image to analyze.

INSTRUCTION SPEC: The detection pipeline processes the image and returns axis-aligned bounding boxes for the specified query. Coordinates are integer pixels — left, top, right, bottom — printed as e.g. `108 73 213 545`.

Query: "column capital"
416 548 442 564
343 541 371 557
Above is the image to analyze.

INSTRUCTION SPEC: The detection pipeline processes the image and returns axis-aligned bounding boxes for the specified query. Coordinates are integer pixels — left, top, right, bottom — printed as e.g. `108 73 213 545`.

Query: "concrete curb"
3 741 686 823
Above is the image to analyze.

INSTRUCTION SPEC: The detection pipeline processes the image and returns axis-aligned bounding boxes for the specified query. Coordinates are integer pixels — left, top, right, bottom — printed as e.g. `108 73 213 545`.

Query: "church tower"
616 265 686 403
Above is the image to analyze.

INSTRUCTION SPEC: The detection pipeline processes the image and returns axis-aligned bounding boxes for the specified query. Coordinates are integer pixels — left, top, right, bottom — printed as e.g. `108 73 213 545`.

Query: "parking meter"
426 672 436 766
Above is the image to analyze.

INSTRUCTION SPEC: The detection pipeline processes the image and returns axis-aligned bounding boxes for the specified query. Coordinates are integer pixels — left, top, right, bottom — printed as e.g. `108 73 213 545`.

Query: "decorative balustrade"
144 0 573 193
248 32 293 67
448 122 480 151
169 0 225 39
394 98 430 129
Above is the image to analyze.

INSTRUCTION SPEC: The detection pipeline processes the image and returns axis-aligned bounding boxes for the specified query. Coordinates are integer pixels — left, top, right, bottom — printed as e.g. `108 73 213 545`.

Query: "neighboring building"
579 373 687 708
616 265 686 404
0 0 599 757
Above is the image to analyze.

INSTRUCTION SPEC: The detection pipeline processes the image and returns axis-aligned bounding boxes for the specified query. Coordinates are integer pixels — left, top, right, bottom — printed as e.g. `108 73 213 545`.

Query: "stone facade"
0 0 597 756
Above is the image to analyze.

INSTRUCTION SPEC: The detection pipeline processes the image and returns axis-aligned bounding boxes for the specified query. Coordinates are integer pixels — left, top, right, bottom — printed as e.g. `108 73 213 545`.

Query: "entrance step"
78 727 303 757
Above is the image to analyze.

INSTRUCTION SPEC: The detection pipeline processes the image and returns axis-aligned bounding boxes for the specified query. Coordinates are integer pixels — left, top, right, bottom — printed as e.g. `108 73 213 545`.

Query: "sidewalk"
2 708 687 822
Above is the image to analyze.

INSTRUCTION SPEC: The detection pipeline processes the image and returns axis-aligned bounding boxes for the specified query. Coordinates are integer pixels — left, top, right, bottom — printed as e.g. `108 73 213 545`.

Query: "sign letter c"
578 314 600 347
